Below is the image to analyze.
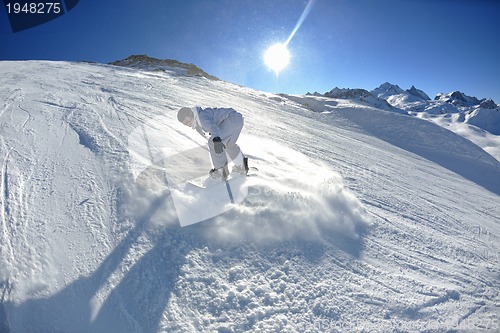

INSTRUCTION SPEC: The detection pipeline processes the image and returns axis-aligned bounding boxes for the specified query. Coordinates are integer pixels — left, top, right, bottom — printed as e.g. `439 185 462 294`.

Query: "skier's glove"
213 137 225 154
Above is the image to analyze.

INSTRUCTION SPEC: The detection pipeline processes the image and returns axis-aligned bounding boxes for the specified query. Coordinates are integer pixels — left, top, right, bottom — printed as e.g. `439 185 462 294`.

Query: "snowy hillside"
1 59 500 332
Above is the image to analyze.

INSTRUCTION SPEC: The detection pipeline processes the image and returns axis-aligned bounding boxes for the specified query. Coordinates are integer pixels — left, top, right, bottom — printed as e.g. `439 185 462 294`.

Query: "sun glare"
263 43 290 74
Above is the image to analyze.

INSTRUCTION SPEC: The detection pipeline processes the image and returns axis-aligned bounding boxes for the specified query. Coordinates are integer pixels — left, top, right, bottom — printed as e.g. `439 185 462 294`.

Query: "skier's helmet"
177 107 193 123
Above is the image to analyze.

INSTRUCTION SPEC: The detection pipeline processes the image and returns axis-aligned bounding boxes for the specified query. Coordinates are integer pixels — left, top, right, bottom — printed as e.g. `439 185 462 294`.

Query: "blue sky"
1 0 499 102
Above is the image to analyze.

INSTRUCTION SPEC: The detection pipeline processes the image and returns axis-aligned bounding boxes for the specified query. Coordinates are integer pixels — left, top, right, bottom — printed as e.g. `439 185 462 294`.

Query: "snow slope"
1 60 500 332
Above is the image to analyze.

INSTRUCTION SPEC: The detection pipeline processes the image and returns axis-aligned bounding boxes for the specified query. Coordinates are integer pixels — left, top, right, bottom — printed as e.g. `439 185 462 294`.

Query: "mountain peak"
110 55 218 80
479 98 498 110
371 82 405 99
407 85 430 100
379 82 403 90
435 91 481 106
371 82 430 102
309 87 400 112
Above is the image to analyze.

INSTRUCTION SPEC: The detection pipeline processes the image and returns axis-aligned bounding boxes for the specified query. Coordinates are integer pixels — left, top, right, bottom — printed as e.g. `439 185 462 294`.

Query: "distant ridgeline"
308 82 500 135
110 55 219 81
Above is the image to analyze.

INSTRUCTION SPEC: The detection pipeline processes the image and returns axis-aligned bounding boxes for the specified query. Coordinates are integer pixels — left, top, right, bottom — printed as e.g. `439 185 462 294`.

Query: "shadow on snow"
3 189 184 333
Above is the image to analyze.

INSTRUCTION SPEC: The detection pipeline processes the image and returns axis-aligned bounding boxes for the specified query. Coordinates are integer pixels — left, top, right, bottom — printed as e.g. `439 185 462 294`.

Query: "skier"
177 106 248 180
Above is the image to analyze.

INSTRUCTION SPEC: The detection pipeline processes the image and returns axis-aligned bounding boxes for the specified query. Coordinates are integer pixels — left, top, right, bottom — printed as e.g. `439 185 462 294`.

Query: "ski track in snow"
0 61 499 332
0 148 14 261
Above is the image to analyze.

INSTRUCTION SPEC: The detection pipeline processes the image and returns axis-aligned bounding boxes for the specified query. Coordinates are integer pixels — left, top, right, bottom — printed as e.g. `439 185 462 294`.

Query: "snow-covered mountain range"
314 82 500 134
1 56 499 332
308 81 500 161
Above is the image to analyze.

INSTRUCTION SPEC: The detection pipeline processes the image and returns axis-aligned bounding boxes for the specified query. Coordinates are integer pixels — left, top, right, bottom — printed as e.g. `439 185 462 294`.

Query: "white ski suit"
190 106 244 169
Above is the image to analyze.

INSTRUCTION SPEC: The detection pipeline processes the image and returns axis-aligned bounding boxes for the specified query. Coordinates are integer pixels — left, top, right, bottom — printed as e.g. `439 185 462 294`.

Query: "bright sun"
263 43 290 74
